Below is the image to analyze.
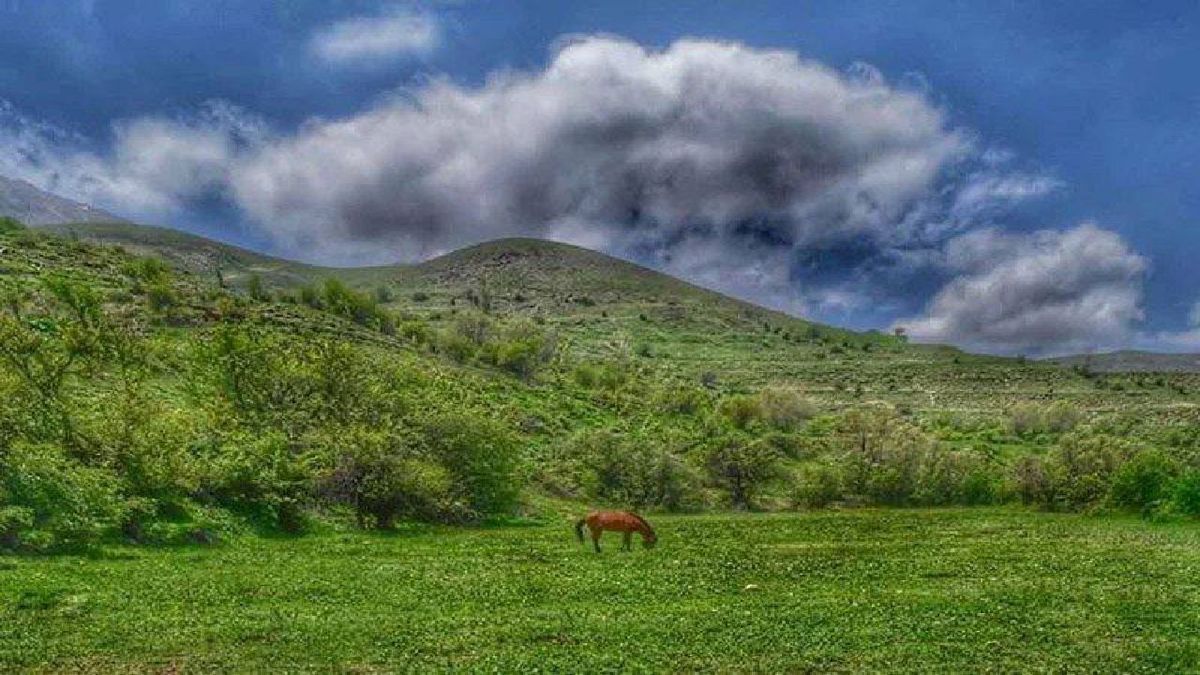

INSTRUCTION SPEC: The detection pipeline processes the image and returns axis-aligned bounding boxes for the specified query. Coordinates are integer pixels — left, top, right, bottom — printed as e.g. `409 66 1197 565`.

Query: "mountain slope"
0 175 126 225
1046 350 1200 373
28 220 1200 417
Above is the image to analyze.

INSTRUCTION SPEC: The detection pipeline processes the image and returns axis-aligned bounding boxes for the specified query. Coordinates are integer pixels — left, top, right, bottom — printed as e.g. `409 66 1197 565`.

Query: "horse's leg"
592 528 602 553
622 531 632 551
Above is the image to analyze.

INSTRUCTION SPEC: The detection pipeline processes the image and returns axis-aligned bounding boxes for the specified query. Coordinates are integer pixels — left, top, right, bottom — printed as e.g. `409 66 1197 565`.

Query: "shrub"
1048 432 1135 510
299 284 321 308
1044 402 1082 433
319 278 393 331
572 362 627 391
374 286 395 303
1009 403 1043 435
485 320 556 380
570 430 702 511
421 413 520 519
1168 470 1200 517
246 274 270 301
1109 449 1179 512
704 435 781 509
146 281 178 311
719 395 759 430
205 433 315 533
755 387 818 431
122 256 172 286
437 330 477 364
0 442 124 550
792 462 843 508
320 431 457 529
654 384 708 416
0 216 26 234
1011 401 1082 436
913 451 1000 506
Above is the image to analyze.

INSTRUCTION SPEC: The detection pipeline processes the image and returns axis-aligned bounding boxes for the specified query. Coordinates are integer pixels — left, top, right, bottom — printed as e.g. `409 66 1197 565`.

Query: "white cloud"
0 100 265 219
230 36 972 265
1 36 1101 354
895 223 1147 355
310 8 440 65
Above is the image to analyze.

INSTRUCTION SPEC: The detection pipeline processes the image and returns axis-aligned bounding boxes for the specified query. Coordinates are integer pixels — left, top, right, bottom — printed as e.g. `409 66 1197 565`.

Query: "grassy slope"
39 221 1200 420
2 509 1198 672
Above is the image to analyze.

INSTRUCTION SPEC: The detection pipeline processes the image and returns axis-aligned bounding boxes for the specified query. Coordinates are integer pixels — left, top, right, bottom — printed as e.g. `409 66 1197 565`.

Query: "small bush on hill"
704 435 782 509
1109 448 1179 512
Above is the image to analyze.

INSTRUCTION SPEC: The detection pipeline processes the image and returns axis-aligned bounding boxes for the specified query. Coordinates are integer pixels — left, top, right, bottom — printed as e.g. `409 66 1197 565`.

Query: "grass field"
4 508 1199 673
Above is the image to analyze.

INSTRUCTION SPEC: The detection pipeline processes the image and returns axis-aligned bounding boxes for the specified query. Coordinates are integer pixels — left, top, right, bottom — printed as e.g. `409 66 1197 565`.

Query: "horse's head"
642 529 658 549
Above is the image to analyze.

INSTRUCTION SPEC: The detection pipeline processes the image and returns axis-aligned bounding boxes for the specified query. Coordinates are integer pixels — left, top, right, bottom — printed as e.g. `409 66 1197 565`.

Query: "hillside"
1046 350 1200 373
2 213 1200 559
26 220 1200 416
0 175 125 226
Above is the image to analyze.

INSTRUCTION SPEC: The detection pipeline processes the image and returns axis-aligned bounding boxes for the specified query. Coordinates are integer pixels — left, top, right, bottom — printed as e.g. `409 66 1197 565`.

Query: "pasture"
3 508 1199 673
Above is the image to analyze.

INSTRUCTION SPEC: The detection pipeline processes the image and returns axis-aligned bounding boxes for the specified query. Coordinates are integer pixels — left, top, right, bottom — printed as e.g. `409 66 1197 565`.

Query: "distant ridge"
0 174 126 226
1044 350 1200 373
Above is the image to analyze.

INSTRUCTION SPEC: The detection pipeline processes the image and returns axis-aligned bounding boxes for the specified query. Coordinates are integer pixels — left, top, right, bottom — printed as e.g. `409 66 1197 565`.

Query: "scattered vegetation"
2 226 1200 555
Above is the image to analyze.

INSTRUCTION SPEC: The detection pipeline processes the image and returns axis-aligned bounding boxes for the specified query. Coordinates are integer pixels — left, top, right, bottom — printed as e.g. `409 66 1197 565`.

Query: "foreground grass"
2 509 1199 673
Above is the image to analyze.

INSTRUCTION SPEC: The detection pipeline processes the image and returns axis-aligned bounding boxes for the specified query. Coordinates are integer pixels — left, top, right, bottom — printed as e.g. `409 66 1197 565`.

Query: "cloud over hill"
0 36 1151 354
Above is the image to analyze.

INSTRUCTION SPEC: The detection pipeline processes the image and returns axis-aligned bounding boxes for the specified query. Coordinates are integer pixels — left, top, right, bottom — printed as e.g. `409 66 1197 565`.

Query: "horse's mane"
628 511 655 534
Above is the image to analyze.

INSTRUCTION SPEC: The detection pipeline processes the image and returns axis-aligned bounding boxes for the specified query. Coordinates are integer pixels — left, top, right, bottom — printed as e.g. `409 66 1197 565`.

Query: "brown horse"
574 510 657 552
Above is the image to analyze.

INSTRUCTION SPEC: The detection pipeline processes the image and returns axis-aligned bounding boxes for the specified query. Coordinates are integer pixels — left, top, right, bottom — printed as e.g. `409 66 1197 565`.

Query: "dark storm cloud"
229 36 969 263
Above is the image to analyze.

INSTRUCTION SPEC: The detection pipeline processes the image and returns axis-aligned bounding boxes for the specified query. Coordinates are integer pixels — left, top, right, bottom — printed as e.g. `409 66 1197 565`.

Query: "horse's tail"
574 517 587 544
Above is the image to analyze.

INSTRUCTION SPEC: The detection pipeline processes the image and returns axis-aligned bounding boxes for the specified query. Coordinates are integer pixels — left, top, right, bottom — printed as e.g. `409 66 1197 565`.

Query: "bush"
654 384 709 416
204 433 315 533
437 330 477 364
1047 432 1135 510
247 274 270 302
1044 402 1082 433
122 256 172 286
1109 449 1179 512
1010 403 1043 436
0 442 124 550
485 320 556 380
1010 401 1082 436
572 362 627 391
422 413 520 519
704 435 781 509
719 395 760 430
755 388 818 431
0 216 26 234
320 431 458 529
146 281 178 311
1168 470 1200 517
569 430 702 511
831 406 1000 507
792 462 843 508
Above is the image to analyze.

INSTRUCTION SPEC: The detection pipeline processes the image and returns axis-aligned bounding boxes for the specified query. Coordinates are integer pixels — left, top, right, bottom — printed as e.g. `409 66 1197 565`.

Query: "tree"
0 216 25 234
704 435 781 509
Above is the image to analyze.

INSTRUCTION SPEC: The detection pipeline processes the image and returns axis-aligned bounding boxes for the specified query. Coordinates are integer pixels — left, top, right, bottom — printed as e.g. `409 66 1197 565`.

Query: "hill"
2 218 1200 556
25 220 1200 413
1045 350 1200 373
0 175 126 226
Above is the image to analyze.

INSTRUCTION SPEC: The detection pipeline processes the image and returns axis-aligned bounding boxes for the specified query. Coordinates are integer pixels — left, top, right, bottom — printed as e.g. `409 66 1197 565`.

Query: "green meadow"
4 509 1199 673
3 221 1200 672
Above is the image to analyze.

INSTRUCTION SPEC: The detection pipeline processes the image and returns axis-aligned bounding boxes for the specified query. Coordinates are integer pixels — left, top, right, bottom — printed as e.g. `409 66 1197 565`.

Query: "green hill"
38 220 1200 414
2 219 1200 553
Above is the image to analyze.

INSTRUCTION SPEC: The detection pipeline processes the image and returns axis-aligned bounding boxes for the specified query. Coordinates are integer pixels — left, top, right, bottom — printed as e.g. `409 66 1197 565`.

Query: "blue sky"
1 0 1197 354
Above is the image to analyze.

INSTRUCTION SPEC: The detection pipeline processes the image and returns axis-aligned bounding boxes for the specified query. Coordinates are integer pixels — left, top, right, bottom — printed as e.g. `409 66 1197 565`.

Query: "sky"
1 0 1197 355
